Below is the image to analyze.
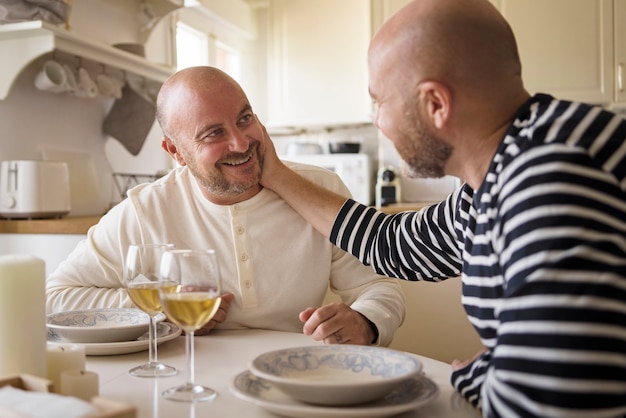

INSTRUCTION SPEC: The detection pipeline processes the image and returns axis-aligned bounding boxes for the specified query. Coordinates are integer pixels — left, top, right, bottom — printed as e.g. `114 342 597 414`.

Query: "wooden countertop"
0 216 100 235
0 203 436 235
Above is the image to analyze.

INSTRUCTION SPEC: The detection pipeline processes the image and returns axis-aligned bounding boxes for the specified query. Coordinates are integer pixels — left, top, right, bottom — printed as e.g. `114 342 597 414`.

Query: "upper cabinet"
373 0 626 108
614 0 626 104
266 0 372 128
490 0 625 107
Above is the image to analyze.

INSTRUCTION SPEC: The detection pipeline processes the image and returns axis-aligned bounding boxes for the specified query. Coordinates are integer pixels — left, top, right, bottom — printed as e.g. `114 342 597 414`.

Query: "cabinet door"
267 0 371 127
615 0 626 103
493 0 613 104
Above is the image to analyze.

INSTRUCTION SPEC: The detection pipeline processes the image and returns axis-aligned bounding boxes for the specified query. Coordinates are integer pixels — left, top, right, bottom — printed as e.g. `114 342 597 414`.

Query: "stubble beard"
397 108 452 179
189 143 263 198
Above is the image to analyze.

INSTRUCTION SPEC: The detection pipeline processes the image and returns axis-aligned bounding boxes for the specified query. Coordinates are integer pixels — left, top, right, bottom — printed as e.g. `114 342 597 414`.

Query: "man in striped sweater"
259 0 626 416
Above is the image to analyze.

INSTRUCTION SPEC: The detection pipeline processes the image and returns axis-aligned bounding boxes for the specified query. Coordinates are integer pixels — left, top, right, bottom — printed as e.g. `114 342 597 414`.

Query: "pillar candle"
46 344 86 393
60 370 99 401
0 254 47 378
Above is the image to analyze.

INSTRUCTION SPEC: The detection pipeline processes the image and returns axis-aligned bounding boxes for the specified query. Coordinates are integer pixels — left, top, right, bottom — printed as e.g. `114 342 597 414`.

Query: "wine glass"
124 243 178 378
158 249 222 402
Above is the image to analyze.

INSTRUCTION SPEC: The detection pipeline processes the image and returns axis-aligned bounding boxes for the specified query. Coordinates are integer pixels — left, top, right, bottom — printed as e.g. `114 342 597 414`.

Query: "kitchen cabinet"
614 0 626 104
266 0 372 128
490 0 616 105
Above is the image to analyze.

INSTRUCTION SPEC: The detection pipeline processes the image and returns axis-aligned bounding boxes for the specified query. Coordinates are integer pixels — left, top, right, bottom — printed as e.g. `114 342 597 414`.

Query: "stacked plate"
46 308 181 355
230 345 439 418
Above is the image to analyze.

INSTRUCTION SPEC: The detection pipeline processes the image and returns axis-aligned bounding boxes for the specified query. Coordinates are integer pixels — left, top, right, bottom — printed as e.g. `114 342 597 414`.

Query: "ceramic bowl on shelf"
249 345 422 406
47 308 164 344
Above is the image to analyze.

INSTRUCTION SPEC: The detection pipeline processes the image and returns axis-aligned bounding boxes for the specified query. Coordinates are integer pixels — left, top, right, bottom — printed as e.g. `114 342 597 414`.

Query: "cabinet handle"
619 64 624 92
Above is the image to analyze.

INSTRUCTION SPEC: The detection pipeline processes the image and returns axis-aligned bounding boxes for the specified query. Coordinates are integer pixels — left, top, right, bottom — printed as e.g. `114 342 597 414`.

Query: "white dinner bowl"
47 308 164 344
249 345 422 406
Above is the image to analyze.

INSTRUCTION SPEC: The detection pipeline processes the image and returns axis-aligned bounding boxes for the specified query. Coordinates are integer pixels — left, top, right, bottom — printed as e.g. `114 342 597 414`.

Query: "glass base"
162 383 218 402
129 362 178 378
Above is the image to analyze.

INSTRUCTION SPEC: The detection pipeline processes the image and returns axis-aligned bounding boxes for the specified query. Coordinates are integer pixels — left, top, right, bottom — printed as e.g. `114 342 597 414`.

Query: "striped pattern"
330 94 626 417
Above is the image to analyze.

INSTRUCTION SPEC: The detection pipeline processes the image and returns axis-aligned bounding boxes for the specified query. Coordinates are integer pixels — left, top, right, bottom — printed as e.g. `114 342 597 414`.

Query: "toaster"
0 160 71 219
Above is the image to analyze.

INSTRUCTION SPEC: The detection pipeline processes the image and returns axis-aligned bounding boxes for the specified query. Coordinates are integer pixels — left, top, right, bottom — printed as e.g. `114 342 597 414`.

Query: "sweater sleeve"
330 187 465 282
45 200 140 313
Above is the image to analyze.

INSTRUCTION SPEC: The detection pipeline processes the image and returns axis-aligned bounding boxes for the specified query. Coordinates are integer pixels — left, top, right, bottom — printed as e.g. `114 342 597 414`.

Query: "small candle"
0 254 47 378
60 370 99 401
46 344 86 393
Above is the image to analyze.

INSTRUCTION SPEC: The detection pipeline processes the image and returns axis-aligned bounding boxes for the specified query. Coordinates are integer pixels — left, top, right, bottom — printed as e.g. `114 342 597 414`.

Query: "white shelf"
0 20 176 100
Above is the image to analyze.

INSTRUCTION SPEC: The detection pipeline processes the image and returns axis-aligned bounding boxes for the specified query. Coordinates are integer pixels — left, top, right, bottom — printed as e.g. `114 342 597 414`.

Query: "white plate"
48 322 181 356
250 345 423 406
47 308 164 343
230 370 438 418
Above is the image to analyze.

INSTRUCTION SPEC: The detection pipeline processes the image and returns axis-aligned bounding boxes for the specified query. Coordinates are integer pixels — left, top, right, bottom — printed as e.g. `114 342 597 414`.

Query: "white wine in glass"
125 243 178 378
159 248 222 402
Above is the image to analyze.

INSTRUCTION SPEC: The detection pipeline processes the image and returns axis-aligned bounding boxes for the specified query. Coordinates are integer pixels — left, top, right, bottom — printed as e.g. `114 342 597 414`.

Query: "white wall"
0 234 85 276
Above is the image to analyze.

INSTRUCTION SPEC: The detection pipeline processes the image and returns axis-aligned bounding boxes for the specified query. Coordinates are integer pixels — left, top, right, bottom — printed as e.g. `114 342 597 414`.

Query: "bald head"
369 0 522 99
156 66 245 142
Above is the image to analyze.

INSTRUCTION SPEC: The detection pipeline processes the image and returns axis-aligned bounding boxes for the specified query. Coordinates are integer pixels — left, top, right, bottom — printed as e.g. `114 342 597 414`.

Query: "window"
175 22 209 69
175 22 241 82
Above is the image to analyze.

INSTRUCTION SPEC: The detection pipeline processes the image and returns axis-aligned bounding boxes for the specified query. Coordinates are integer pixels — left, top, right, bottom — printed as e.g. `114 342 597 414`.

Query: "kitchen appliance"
0 160 70 219
375 166 401 207
279 153 372 205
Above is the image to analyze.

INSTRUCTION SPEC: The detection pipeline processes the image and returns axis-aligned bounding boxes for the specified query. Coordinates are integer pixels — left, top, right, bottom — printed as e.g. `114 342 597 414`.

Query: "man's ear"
417 81 451 130
161 137 186 166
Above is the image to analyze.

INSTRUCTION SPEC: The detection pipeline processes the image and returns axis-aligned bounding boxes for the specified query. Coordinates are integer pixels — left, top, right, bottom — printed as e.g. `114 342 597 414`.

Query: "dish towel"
103 81 156 156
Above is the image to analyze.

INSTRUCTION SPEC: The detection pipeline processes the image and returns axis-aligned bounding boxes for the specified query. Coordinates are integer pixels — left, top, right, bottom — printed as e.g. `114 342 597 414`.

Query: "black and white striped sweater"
330 94 626 417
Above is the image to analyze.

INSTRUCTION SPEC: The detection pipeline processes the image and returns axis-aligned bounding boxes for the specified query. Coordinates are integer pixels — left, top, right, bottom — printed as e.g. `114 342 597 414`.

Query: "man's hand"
195 292 235 336
300 301 377 345
257 117 288 190
451 347 488 371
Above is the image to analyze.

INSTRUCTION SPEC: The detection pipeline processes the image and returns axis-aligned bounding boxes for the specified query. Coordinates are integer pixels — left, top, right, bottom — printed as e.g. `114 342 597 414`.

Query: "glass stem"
186 330 195 386
148 314 157 364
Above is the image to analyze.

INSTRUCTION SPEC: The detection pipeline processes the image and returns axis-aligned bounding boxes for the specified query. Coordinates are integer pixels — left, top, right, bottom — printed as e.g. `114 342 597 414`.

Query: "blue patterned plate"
250 345 423 406
231 370 437 418
47 308 165 343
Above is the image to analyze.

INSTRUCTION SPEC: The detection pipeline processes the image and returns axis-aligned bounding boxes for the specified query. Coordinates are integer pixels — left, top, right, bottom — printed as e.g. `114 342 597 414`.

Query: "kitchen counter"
0 216 100 235
0 204 436 235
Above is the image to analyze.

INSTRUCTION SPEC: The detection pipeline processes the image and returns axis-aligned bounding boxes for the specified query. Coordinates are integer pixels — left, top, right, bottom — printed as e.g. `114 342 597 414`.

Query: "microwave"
279 154 373 205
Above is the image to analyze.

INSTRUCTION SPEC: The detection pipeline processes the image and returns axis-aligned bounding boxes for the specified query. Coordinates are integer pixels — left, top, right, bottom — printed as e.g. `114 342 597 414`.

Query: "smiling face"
159 68 264 204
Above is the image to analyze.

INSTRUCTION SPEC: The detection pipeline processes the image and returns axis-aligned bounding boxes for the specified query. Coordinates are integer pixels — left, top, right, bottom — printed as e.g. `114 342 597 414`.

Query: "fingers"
302 302 366 345
299 307 315 324
195 292 235 336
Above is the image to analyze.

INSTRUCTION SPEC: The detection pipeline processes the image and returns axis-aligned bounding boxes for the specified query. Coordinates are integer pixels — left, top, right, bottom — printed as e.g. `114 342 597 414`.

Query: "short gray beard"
398 108 452 179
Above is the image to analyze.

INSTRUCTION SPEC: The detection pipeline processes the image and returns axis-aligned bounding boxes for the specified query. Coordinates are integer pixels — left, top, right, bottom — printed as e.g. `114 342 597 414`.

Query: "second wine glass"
158 248 222 402
124 243 178 378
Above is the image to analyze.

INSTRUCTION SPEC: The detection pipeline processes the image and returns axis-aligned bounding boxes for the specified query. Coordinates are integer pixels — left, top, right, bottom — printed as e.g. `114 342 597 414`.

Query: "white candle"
46 344 86 393
0 254 47 378
60 370 99 401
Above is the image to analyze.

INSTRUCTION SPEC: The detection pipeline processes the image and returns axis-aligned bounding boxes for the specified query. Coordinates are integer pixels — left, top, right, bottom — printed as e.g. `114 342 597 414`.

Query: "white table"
87 329 481 418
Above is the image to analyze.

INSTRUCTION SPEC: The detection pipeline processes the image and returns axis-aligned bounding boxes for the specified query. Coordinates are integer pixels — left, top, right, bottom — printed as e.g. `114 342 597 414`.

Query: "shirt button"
241 253 249 262
236 226 245 235
245 280 252 288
